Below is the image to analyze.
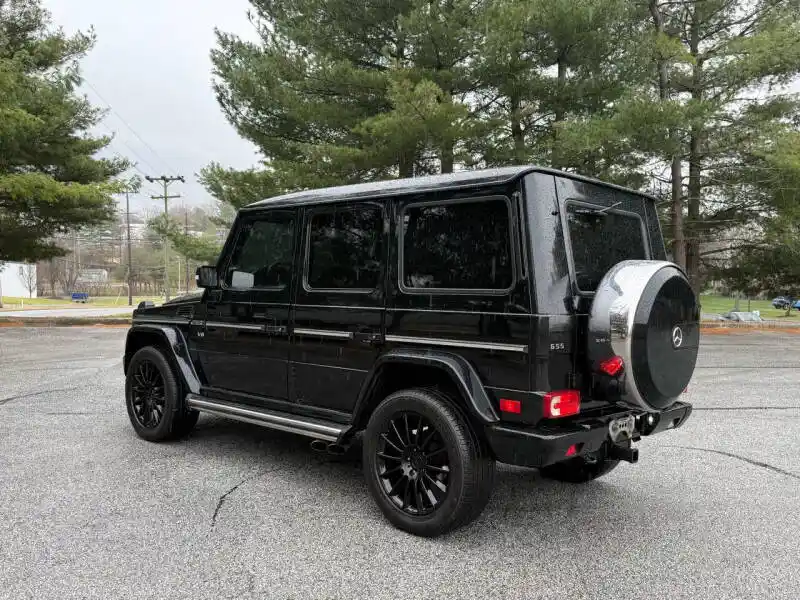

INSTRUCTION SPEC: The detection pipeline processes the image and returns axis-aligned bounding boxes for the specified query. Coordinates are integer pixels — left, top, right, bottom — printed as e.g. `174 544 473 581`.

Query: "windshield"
566 202 647 292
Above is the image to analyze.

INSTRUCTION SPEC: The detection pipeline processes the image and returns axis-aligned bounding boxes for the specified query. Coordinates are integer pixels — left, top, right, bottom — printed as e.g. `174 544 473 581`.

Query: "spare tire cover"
589 260 699 411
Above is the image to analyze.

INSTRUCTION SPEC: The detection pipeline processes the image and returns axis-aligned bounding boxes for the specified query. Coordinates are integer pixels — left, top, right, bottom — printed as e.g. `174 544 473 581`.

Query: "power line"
94 117 163 176
82 78 179 176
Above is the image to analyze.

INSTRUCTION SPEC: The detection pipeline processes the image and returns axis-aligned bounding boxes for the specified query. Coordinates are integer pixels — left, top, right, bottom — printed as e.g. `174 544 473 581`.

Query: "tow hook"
608 444 639 464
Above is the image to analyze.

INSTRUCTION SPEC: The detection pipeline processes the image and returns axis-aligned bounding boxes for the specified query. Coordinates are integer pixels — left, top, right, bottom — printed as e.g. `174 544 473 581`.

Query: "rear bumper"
485 401 692 468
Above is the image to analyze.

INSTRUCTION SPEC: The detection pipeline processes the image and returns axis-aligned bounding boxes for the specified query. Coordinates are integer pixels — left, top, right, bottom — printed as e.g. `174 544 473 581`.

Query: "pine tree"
0 0 128 262
585 0 800 288
202 0 800 295
473 0 646 184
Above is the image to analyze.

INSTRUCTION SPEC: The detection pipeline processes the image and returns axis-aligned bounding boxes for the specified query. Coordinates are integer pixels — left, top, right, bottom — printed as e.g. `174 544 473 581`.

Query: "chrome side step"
185 394 344 442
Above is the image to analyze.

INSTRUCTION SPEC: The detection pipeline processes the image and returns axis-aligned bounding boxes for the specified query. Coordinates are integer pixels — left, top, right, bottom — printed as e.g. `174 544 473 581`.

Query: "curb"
700 321 800 330
0 317 131 328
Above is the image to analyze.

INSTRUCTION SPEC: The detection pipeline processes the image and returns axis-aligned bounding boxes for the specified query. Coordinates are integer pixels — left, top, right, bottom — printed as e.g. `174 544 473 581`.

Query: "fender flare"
350 348 500 428
124 325 201 394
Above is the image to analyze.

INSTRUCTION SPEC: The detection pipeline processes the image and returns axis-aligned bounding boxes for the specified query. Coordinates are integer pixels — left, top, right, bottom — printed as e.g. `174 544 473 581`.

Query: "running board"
185 394 344 442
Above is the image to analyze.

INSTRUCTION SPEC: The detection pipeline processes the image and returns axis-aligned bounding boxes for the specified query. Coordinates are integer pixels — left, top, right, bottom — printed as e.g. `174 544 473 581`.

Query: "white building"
76 268 109 284
118 222 149 242
0 262 38 298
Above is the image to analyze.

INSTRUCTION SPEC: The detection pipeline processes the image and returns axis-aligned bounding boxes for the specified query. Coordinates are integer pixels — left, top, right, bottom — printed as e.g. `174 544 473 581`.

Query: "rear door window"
565 202 647 292
305 204 383 291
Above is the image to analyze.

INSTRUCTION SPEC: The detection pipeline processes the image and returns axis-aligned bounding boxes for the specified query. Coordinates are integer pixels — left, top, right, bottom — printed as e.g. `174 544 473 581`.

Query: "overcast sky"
43 1 800 217
45 0 261 215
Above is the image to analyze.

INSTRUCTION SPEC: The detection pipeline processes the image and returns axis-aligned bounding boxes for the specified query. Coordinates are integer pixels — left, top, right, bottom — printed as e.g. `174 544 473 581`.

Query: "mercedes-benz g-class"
123 166 698 536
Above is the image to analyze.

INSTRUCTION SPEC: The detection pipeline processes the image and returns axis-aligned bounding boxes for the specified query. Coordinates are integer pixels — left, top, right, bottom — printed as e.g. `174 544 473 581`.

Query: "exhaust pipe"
310 439 348 455
310 439 328 453
608 444 639 464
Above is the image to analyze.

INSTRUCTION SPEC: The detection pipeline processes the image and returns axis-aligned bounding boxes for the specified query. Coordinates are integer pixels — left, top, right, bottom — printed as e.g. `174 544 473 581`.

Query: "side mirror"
195 265 219 289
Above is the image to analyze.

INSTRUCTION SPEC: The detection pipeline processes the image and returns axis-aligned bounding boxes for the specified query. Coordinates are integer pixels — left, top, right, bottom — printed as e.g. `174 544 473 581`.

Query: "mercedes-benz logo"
672 326 684 348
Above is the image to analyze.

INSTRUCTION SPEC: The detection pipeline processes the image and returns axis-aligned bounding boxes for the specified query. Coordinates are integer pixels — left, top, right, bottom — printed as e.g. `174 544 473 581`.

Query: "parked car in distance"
123 166 699 537
772 296 793 309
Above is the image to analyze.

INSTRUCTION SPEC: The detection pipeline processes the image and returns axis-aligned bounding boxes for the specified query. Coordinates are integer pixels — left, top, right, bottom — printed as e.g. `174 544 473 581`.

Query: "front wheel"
125 346 198 442
362 388 495 537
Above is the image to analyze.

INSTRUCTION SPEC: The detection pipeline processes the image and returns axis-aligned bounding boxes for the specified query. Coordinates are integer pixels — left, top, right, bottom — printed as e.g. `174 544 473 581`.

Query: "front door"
291 201 387 415
196 210 297 403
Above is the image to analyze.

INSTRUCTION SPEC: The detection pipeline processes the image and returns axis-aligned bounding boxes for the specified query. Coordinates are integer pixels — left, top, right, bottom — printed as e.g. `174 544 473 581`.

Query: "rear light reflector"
599 355 624 376
543 390 580 418
565 444 579 457
499 398 521 414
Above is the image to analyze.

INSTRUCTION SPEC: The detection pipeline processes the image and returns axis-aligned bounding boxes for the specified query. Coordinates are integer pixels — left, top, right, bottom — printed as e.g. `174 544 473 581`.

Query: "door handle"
354 332 383 345
264 324 288 335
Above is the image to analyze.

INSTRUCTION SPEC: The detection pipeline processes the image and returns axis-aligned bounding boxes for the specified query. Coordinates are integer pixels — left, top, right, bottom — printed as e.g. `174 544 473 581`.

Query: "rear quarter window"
400 197 514 293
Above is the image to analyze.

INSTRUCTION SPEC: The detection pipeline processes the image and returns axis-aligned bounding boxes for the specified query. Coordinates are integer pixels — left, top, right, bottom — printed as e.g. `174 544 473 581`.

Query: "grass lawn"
0 295 163 309
4 293 795 321
699 294 800 320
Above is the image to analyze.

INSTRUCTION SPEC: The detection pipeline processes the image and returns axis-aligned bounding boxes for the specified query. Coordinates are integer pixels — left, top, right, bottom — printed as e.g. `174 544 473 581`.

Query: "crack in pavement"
693 406 800 411
694 365 799 369
210 465 285 531
669 445 800 480
0 386 81 405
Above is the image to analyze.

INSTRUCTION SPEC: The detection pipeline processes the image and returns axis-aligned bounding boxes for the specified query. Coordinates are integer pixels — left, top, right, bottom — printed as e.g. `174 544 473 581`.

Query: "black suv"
124 166 698 537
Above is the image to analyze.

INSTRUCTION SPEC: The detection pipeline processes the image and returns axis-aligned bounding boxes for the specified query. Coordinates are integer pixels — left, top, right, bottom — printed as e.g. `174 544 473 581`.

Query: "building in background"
0 262 38 298
118 221 149 242
76 268 110 285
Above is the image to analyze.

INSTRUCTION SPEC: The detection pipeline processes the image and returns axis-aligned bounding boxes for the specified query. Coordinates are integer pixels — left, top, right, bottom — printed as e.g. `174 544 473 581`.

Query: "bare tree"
18 264 36 298
57 255 82 294
45 258 63 297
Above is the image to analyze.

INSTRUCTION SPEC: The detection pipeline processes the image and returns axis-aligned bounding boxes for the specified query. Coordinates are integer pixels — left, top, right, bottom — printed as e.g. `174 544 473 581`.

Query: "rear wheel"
363 388 495 537
125 346 198 442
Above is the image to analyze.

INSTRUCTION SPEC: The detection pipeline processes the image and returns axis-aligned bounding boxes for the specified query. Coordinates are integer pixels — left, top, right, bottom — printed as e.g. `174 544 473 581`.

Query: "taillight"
499 398 521 414
599 355 624 376
543 390 580 418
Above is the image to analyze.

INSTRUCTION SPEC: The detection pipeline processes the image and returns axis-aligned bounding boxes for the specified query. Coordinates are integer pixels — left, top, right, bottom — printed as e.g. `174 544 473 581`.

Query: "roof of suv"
242 165 651 210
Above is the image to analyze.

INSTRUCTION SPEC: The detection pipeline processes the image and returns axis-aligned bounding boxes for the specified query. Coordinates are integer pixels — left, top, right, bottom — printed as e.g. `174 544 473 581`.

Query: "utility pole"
125 189 133 306
145 175 184 301
184 208 190 293
72 230 79 292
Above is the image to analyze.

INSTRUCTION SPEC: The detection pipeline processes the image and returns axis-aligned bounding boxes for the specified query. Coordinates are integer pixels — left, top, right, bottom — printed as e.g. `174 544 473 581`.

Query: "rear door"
290 201 387 416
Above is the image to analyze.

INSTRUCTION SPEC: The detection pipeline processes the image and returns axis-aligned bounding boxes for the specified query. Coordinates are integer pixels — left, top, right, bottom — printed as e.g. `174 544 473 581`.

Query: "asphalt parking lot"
1 327 798 599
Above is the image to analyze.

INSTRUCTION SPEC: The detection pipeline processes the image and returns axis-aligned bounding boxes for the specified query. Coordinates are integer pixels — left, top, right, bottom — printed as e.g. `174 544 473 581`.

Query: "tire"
539 442 628 483
589 260 699 411
125 346 198 442
362 388 495 537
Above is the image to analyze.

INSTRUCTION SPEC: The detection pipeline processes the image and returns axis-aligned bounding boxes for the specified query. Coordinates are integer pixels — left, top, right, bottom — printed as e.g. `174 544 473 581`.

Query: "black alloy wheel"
125 345 198 441
363 388 495 537
375 411 451 516
130 359 166 429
